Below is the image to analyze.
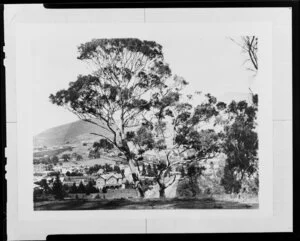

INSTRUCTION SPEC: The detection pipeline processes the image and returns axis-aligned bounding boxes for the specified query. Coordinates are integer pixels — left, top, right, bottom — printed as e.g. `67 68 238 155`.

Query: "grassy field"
33 147 73 158
34 197 258 210
75 155 120 166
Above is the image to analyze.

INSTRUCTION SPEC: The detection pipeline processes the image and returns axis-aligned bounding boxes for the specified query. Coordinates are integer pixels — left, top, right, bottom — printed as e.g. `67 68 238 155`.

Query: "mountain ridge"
33 119 112 147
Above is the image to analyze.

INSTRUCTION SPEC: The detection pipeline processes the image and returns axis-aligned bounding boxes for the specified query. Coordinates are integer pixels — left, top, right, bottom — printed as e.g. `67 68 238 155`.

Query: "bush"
176 178 201 198
52 175 65 200
33 188 43 200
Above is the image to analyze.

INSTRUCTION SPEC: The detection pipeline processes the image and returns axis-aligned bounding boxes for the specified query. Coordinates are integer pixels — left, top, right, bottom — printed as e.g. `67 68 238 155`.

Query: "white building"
96 176 106 189
95 173 124 189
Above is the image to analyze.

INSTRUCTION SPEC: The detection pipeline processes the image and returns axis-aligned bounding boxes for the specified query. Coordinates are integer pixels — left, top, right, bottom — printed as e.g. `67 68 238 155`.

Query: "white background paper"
4 5 292 240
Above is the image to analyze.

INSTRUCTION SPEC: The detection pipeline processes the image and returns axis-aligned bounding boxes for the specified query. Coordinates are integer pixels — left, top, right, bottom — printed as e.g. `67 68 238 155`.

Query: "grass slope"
33 119 112 147
34 198 258 210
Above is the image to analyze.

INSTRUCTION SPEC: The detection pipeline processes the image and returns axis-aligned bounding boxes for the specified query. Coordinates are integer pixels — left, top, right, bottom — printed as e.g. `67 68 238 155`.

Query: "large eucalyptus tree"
49 38 180 197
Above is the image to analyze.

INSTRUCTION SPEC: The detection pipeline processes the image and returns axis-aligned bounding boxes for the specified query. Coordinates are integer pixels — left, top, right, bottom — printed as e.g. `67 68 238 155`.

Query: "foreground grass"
34 197 258 210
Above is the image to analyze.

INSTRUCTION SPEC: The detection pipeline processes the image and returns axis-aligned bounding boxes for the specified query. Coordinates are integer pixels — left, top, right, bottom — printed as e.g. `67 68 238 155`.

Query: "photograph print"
32 26 259 210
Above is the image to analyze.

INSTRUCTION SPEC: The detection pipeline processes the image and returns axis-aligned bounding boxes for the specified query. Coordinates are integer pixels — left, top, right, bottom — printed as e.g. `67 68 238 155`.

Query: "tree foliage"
49 38 182 197
94 139 115 152
50 155 59 165
221 94 258 193
70 182 78 193
52 175 65 200
85 180 99 195
62 154 71 162
49 37 259 199
77 181 86 193
38 179 51 194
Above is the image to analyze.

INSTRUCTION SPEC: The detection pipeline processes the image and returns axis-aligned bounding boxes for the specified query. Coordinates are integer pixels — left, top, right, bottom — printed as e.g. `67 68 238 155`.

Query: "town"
33 139 183 202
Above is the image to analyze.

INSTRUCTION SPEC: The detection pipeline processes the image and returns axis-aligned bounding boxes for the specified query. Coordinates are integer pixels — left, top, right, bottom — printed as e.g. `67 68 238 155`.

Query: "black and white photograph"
4 5 294 239
31 30 261 210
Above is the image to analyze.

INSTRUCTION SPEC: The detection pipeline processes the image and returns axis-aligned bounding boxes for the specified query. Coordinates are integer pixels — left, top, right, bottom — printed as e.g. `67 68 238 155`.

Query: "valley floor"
34 197 258 210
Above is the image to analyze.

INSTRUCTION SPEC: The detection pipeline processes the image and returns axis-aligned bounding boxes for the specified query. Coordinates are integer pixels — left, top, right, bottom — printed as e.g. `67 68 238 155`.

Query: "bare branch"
165 175 177 188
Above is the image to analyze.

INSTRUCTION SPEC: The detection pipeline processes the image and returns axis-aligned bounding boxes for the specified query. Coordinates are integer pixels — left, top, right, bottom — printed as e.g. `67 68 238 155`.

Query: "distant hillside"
33 119 112 147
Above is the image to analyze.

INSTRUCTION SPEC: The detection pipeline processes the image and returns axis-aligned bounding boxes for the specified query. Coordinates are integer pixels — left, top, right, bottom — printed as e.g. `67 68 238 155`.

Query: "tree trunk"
128 159 145 198
137 185 145 198
159 187 166 198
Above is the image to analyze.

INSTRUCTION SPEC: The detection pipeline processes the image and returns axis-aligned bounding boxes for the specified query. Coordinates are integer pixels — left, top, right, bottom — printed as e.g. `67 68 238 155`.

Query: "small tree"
88 149 101 159
85 180 98 195
62 154 71 162
221 95 258 194
33 188 43 200
113 165 121 173
186 164 206 197
39 179 51 194
102 186 108 193
76 154 83 161
42 156 51 164
63 184 70 193
94 139 115 152
50 155 59 165
104 163 113 172
70 182 78 193
52 175 65 200
77 181 86 193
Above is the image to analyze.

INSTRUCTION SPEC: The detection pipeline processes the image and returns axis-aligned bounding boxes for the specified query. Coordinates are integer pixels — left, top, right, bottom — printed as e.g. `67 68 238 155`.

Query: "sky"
30 24 255 135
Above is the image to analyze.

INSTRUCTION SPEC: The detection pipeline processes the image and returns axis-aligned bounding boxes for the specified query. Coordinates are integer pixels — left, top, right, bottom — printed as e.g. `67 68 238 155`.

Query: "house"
95 173 124 189
33 164 47 172
96 176 106 189
63 176 92 186
33 172 45 177
106 176 118 186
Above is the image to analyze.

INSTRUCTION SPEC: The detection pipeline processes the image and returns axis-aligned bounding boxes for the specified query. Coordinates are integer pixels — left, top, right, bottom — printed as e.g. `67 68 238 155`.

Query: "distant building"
106 176 118 186
95 173 123 190
96 177 106 189
33 164 47 172
63 176 92 186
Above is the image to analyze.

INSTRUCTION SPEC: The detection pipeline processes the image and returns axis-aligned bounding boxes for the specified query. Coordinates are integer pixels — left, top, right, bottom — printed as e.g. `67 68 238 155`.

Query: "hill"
33 119 112 148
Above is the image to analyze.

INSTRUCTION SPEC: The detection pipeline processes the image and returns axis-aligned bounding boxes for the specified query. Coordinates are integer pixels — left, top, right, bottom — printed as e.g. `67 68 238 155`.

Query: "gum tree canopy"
49 38 181 197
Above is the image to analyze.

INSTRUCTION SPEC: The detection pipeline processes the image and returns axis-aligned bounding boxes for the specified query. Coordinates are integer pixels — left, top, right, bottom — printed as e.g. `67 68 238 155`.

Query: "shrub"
176 178 201 198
